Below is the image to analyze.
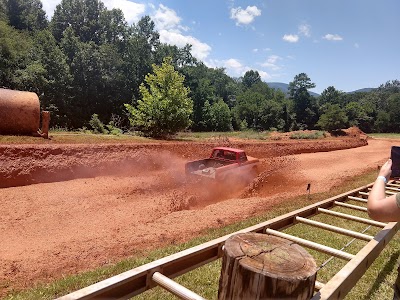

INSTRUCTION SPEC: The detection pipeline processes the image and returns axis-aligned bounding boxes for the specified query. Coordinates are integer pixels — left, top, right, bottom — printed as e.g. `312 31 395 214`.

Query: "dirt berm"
0 137 367 188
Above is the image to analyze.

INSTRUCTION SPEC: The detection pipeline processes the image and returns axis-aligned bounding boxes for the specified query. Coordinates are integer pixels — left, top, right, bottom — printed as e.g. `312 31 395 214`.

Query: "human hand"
379 159 392 179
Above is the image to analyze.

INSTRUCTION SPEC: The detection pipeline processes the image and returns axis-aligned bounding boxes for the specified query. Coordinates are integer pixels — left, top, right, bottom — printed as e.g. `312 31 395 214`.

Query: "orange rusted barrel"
0 88 40 134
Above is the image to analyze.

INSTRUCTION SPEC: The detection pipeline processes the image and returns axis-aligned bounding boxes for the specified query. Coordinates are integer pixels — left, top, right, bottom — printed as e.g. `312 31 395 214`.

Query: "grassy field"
0 129 331 144
4 169 400 300
1 131 399 145
369 133 400 139
0 130 271 144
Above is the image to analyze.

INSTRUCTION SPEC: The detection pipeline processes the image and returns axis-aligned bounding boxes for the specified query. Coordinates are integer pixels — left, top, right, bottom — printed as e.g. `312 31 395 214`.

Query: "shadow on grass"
363 250 400 300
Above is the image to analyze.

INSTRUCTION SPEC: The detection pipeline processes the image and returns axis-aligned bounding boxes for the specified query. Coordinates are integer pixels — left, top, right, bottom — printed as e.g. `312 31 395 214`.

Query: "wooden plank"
311 222 399 300
152 272 206 300
334 201 368 212
368 188 396 195
386 186 400 192
347 196 368 203
265 229 355 261
295 217 373 241
387 183 400 187
318 208 387 227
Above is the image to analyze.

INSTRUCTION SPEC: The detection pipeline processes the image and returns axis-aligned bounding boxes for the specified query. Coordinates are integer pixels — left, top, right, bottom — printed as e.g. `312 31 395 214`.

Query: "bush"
289 131 326 139
89 114 108 134
125 57 193 138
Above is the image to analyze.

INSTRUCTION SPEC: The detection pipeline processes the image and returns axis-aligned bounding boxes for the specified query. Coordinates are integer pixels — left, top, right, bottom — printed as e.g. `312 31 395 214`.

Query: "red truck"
185 147 259 181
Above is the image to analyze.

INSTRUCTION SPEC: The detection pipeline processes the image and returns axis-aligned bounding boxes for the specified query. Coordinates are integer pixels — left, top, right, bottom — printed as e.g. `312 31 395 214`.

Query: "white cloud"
151 5 211 61
257 70 271 81
159 30 211 61
261 55 282 71
323 34 343 41
354 43 360 48
41 0 145 23
283 34 299 43
253 48 259 53
206 58 271 80
104 0 145 24
153 4 183 32
41 0 59 19
298 23 311 37
230 6 261 26
206 58 245 77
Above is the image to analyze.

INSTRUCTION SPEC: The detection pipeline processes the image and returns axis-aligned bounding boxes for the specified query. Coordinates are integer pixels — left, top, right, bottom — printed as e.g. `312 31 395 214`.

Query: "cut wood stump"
218 233 317 300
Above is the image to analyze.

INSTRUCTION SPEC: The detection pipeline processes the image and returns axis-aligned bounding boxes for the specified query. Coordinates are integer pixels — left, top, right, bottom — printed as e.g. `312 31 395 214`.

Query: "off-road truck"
185 147 259 181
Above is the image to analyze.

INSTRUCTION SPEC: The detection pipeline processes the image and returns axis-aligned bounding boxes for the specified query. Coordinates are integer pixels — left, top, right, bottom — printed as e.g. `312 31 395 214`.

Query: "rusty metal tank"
0 88 40 134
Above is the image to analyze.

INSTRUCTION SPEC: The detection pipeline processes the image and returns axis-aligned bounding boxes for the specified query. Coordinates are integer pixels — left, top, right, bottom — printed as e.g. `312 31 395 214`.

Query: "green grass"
289 131 326 139
174 130 270 141
369 133 400 139
0 130 271 145
5 169 399 300
0 132 153 144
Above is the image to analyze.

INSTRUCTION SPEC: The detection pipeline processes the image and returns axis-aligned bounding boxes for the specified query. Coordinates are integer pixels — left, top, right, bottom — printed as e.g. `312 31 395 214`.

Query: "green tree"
210 99 232 131
317 104 348 131
51 0 106 43
4 0 47 31
242 70 261 89
181 63 215 130
201 99 232 131
386 93 400 132
201 100 214 131
155 43 197 69
344 101 373 131
0 0 8 22
259 99 285 131
288 73 317 129
67 40 125 127
319 86 345 107
60 26 81 65
125 15 160 99
98 8 127 47
124 57 193 137
375 110 390 133
234 90 264 129
0 20 33 88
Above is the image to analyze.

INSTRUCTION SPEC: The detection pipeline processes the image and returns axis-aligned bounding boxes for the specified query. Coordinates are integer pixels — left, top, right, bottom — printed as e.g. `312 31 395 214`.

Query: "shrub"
89 114 108 134
289 131 326 139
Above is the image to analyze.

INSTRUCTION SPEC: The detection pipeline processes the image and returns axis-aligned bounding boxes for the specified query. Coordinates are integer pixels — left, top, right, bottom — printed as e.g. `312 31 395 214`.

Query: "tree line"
1 0 399 136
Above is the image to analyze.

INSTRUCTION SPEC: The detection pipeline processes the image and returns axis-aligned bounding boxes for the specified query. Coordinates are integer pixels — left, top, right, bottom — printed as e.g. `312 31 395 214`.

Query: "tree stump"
218 233 317 300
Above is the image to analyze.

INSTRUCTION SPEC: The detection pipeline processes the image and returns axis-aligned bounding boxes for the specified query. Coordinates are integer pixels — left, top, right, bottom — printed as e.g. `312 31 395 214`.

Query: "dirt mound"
331 126 368 140
0 138 367 188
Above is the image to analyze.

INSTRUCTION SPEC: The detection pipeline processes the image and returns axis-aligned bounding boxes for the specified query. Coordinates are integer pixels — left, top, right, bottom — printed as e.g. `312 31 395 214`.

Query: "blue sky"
42 0 400 94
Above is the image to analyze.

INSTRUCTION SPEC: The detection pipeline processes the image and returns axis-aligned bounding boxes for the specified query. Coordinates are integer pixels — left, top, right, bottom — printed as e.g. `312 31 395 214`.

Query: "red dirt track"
0 134 399 296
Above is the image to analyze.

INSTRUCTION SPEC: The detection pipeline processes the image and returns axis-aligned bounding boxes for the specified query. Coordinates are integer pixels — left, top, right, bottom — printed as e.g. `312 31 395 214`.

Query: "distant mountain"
266 82 375 97
347 88 375 94
266 82 320 97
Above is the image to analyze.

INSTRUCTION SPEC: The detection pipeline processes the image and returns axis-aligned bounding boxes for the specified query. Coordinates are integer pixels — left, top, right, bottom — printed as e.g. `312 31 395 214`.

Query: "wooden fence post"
41 111 50 139
218 232 317 300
